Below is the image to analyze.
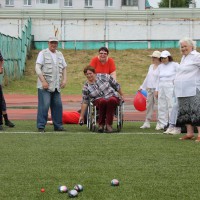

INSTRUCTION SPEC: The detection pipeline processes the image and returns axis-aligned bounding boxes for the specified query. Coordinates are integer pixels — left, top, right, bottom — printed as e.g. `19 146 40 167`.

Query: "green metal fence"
0 18 32 84
33 40 182 50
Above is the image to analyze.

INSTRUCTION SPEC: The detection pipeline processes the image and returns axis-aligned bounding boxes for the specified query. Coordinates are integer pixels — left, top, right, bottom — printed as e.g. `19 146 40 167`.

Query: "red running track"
4 94 156 122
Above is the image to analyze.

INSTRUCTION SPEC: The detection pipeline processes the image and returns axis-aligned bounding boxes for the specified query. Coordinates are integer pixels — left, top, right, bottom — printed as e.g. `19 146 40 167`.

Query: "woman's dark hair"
98 47 109 54
160 56 173 62
83 66 96 74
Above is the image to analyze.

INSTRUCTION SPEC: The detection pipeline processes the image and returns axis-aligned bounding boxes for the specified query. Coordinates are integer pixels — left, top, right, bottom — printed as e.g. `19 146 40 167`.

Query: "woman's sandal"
105 125 113 133
195 137 200 142
179 134 195 140
98 126 104 133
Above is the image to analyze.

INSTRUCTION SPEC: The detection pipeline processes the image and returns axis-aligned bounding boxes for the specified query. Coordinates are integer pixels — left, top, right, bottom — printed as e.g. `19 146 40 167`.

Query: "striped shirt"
82 74 120 104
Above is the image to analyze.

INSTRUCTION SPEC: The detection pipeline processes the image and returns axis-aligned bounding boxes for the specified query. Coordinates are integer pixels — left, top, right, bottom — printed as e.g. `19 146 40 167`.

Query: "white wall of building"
0 19 23 37
32 19 200 41
0 0 146 10
1 17 199 41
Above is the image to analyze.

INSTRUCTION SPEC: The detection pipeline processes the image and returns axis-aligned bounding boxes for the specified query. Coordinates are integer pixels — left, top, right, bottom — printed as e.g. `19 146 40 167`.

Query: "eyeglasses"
161 57 167 59
85 72 93 76
99 52 108 55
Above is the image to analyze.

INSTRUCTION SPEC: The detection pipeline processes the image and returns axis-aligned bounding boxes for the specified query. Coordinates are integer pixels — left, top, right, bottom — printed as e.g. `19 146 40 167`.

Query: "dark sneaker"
38 128 45 133
5 120 15 127
54 127 66 132
0 125 3 131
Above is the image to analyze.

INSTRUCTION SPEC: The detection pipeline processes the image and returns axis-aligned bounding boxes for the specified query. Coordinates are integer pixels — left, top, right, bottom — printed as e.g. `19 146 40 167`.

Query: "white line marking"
0 132 163 135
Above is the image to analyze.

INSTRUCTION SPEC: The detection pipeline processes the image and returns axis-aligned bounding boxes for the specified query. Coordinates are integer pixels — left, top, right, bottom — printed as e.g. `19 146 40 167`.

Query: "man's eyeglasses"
99 52 108 55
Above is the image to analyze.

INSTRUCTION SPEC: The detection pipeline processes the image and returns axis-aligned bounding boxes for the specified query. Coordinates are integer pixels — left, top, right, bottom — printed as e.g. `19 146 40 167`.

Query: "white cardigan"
175 50 200 97
140 64 159 90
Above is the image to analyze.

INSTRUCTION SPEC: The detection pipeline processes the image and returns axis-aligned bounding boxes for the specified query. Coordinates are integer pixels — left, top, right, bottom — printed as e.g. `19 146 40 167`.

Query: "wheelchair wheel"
87 101 97 132
117 122 122 132
91 123 97 132
87 104 93 130
116 102 124 132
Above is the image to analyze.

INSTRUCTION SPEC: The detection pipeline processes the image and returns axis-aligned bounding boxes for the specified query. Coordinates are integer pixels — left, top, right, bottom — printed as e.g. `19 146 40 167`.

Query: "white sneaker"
155 123 164 130
163 127 174 134
140 122 150 129
169 127 181 135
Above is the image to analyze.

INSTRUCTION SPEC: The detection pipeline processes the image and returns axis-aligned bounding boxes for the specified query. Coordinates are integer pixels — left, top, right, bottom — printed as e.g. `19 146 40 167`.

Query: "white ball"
111 179 119 186
68 189 78 198
74 184 83 192
58 185 68 193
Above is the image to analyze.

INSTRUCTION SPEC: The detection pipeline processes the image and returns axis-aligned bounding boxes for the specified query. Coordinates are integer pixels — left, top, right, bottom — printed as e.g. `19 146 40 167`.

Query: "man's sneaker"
5 120 15 127
155 123 164 130
163 126 174 134
140 122 150 129
54 127 66 132
38 128 45 133
169 127 181 135
0 125 3 131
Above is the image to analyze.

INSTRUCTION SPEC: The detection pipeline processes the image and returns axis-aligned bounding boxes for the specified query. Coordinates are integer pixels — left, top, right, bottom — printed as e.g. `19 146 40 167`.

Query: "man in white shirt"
35 37 67 132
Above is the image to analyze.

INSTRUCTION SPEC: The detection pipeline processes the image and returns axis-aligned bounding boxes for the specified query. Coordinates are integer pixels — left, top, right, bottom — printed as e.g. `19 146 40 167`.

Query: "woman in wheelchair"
79 66 124 133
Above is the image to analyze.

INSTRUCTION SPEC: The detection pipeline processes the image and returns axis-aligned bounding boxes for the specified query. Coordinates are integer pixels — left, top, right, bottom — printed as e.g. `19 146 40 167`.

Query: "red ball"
62 111 80 124
133 91 146 112
40 188 45 193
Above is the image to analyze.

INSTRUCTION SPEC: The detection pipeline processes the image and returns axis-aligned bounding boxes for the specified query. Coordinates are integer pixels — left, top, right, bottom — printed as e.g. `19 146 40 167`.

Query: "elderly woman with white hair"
175 37 200 142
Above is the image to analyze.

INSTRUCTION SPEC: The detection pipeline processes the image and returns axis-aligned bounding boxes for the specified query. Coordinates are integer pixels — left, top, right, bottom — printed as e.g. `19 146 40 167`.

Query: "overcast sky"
148 0 200 8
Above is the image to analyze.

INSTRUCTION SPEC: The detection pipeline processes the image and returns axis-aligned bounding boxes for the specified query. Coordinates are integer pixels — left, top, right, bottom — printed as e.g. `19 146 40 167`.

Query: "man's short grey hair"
179 37 196 50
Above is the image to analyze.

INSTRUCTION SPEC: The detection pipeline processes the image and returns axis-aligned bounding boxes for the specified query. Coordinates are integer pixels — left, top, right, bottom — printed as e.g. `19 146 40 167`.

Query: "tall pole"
169 0 171 8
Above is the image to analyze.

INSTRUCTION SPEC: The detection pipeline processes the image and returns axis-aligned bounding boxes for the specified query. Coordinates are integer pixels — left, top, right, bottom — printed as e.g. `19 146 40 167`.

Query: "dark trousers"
0 85 3 124
94 96 120 126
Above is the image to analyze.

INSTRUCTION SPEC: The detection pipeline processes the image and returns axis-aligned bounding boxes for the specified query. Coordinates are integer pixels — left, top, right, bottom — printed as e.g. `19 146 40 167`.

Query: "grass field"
1 121 200 200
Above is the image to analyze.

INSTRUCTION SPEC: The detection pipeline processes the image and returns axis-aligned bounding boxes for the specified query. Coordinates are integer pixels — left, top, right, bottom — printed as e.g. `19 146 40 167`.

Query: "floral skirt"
176 89 200 127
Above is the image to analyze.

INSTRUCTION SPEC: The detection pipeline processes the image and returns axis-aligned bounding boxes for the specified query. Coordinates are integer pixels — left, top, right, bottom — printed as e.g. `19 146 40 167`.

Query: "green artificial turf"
1 121 200 200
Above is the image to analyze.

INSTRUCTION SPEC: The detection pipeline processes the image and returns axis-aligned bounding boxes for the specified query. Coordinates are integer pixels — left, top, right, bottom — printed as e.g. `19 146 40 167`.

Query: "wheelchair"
86 99 124 132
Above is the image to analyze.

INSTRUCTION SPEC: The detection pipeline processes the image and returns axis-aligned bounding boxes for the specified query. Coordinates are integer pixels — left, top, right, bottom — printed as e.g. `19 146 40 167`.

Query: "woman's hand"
120 95 125 102
154 91 158 98
79 116 84 125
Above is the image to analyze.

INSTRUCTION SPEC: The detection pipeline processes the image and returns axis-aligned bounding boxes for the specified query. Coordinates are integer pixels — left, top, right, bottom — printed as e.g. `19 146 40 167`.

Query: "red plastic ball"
40 188 45 193
133 91 147 111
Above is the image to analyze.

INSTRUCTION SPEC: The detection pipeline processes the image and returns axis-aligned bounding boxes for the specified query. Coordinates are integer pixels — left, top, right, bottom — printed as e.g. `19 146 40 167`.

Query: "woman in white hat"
155 50 179 131
139 51 161 129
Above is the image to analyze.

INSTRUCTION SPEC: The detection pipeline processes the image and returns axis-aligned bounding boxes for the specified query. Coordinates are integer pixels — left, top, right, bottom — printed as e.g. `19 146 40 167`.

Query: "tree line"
159 0 193 8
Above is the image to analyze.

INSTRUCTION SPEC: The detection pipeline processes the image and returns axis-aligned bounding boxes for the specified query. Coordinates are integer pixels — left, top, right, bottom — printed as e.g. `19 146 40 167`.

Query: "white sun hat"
160 50 171 58
148 51 161 58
